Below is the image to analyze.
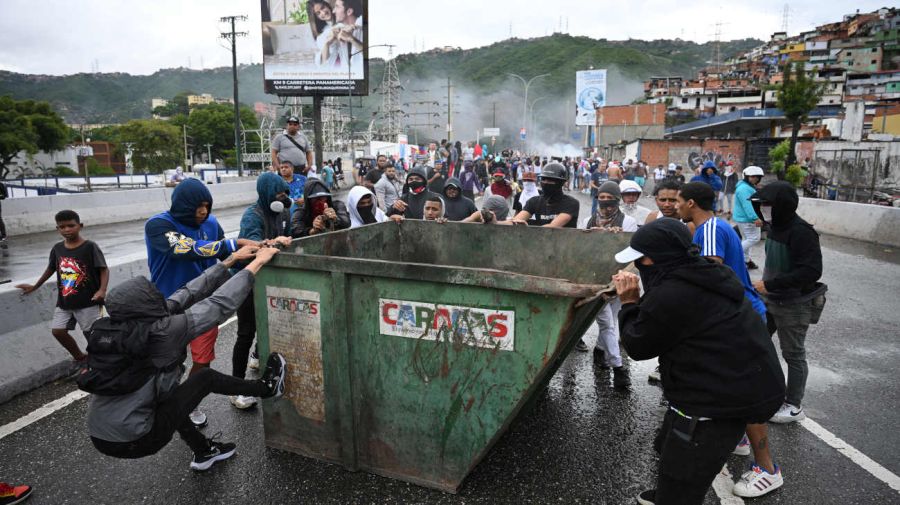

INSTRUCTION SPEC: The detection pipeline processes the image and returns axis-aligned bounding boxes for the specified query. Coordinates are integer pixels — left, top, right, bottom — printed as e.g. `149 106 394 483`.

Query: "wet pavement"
1 188 899 504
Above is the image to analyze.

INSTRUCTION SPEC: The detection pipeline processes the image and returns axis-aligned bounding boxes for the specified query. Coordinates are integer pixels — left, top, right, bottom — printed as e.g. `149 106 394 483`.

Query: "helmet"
619 180 642 194
743 166 764 177
539 162 568 181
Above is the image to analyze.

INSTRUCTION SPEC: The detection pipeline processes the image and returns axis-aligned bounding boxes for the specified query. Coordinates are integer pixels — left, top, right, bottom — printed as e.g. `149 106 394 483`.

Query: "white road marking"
0 317 239 440
712 465 745 504
800 417 900 494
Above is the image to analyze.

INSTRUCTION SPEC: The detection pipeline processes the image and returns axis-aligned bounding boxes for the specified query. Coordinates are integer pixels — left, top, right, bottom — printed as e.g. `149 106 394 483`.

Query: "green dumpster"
254 220 630 492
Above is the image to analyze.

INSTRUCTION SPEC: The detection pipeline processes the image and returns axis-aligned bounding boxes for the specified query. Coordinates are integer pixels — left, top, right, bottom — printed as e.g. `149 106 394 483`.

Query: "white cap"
614 246 644 263
619 179 642 194
743 166 764 177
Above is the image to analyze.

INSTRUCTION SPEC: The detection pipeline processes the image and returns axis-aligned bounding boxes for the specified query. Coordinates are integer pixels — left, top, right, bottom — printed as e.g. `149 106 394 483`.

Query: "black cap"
615 218 694 264
287 116 300 123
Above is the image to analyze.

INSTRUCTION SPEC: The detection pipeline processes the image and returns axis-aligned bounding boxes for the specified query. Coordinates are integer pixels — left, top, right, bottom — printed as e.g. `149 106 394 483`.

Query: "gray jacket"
87 263 253 442
373 174 403 212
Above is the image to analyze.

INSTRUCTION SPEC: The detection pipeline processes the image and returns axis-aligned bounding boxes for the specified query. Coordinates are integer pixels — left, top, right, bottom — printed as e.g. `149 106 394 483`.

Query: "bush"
55 165 78 176
768 139 791 175
85 158 117 176
784 164 808 188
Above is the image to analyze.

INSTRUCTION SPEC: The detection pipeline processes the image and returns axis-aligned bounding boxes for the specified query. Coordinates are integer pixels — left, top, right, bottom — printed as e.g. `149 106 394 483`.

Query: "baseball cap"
287 116 300 123
619 180 642 194
614 218 694 264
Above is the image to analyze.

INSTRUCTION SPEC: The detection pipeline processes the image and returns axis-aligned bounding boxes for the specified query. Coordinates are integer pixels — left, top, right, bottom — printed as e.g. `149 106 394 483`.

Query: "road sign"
520 128 526 140
242 153 269 163
484 127 500 137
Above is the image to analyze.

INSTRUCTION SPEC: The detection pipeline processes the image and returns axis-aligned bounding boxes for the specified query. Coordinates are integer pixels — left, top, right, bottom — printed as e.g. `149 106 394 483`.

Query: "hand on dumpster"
389 214 404 223
613 270 641 304
392 200 408 212
233 245 260 261
270 236 292 247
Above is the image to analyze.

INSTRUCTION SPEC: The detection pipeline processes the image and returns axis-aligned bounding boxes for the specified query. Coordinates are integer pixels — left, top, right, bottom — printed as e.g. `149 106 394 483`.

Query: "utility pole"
221 15 248 176
205 143 213 163
182 124 189 169
492 102 497 127
443 77 453 141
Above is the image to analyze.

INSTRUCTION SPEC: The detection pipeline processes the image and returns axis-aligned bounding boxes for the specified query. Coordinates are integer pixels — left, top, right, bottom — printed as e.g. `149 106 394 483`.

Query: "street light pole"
528 96 550 145
507 72 550 154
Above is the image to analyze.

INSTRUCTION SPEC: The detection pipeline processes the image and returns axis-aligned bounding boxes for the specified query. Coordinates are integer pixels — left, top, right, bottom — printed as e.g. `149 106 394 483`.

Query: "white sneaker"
189 409 208 428
769 403 806 424
248 351 260 371
648 365 661 382
733 464 783 498
732 434 751 456
229 395 258 410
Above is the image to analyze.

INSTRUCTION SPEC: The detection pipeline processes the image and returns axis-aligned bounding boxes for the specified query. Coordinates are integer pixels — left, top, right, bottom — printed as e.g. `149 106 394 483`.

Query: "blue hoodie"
239 172 292 241
691 161 724 210
145 178 237 297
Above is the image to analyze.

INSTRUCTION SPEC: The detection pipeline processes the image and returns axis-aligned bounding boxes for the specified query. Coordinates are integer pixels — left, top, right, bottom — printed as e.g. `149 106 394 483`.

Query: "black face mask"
635 261 666 291
541 181 562 198
408 180 426 193
357 204 377 224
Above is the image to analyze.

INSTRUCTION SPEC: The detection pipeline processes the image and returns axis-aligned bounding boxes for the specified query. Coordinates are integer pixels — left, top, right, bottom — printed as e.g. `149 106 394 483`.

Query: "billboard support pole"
313 96 324 172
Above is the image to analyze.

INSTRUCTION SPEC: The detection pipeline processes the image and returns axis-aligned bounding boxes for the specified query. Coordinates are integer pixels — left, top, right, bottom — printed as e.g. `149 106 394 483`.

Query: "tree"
776 62 824 168
186 103 259 164
116 119 182 173
0 96 69 178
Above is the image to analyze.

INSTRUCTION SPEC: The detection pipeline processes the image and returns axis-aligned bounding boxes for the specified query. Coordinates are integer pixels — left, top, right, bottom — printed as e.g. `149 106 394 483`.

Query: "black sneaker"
190 435 236 471
261 352 287 399
575 339 589 352
613 366 631 388
636 489 656 504
746 260 759 270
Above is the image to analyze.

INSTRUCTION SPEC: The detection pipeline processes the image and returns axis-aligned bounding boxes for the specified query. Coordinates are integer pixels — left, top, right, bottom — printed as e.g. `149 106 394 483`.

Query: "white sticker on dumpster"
266 286 325 422
379 299 515 351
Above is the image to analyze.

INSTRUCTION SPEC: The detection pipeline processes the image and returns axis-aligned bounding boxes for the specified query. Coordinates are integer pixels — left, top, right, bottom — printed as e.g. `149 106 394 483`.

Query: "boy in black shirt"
506 163 579 228
17 210 108 365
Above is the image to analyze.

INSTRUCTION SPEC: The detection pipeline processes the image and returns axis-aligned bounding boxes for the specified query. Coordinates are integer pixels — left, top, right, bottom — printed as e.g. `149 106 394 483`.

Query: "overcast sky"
0 0 888 75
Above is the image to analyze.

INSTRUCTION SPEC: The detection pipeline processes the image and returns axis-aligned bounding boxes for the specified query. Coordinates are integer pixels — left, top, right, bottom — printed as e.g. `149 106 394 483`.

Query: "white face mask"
270 200 285 213
761 205 773 222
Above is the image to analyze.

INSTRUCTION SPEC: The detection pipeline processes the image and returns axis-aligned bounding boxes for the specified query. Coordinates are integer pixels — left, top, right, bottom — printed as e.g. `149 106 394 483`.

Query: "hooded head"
407 165 429 194
347 185 384 227
169 178 213 228
614 218 701 290
302 178 334 224
443 177 462 200
104 277 169 321
702 160 718 176
257 172 291 214
752 181 798 229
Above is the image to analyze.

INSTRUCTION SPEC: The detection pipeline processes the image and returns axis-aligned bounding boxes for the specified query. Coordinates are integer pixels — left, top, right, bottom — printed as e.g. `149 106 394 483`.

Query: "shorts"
190 327 218 365
52 305 103 332
635 176 645 187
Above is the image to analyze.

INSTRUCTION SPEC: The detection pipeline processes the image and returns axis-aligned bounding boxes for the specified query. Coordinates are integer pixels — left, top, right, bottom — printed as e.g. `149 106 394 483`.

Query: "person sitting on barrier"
82 245 288 472
612 219 785 505
388 166 440 220
347 186 402 228
423 196 446 223
461 195 510 224
441 177 477 221
291 179 350 237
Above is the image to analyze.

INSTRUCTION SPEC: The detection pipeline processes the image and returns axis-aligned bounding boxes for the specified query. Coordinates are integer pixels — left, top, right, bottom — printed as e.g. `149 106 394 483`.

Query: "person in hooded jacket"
231 173 293 410
291 179 350 237
442 177 478 221
388 166 441 220
691 161 724 211
751 181 826 425
144 178 263 427
348 186 403 227
86 245 288 471
612 219 785 505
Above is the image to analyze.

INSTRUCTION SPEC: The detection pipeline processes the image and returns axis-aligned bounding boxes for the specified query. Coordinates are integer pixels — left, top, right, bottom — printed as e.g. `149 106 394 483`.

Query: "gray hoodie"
87 263 253 442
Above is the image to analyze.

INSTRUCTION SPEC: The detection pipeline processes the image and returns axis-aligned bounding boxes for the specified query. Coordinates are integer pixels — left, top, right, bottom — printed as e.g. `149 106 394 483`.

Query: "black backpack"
76 318 156 396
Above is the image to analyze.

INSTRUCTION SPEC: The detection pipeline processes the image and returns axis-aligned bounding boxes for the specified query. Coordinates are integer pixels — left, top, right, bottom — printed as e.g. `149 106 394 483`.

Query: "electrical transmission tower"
322 96 348 152
375 45 402 142
781 4 790 33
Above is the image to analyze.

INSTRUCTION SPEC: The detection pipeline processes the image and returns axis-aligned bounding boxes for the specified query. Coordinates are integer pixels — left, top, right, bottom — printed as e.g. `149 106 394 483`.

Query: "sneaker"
769 403 806 424
732 464 783 498
261 352 287 399
248 350 260 370
733 434 751 456
575 339 589 352
648 365 661 382
190 435 236 471
189 409 208 428
636 489 656 504
229 395 258 409
613 366 631 388
746 260 759 270
0 482 33 505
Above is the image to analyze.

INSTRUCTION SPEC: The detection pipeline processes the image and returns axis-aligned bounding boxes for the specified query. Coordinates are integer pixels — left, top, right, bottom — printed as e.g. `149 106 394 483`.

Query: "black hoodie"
291 179 351 237
388 165 440 219
442 177 477 221
753 182 823 302
619 259 785 421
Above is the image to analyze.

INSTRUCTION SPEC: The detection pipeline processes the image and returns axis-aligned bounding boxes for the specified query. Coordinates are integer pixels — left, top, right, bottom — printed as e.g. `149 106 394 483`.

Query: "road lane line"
0 317 239 440
800 418 900 493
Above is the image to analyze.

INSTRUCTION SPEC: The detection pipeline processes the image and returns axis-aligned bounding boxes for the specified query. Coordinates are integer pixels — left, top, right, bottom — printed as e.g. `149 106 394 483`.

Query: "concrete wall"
798 197 900 247
4 178 258 235
637 139 746 171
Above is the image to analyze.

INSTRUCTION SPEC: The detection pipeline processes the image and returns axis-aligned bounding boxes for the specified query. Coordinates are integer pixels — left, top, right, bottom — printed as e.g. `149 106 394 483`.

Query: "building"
186 94 233 108
593 103 666 149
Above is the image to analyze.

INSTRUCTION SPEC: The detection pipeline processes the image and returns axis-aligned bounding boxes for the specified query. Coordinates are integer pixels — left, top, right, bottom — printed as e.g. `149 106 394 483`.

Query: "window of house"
872 47 877 52
872 60 877 64
846 51 852 56
682 98 688 104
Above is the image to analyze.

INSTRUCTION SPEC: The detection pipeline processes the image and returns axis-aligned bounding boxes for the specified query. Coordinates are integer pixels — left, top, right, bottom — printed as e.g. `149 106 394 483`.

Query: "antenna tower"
375 45 402 141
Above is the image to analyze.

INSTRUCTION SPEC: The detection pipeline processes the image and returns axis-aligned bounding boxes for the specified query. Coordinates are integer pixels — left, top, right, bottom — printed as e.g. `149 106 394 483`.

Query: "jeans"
594 298 623 367
767 300 813 407
233 289 257 379
91 368 268 457
736 222 761 261
653 410 746 504
591 197 598 216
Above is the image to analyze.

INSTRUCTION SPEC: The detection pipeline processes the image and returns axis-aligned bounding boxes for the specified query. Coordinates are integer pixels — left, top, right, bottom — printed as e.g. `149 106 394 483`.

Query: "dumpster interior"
292 220 627 286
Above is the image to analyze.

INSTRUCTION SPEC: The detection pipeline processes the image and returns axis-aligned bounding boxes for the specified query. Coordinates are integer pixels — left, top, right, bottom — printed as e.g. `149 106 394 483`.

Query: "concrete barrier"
4 178 258 235
798 197 900 248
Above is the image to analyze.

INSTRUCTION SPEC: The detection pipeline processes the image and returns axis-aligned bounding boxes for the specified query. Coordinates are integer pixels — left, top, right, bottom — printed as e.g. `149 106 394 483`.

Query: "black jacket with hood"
619 259 785 421
442 177 477 221
388 165 440 219
753 182 823 302
291 179 351 237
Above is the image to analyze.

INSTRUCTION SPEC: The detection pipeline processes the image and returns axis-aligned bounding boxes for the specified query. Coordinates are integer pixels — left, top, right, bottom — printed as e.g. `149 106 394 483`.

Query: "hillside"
0 34 761 124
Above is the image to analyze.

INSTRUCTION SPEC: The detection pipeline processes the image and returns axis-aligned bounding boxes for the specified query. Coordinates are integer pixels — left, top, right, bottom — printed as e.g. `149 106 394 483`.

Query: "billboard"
261 0 369 96
575 69 607 126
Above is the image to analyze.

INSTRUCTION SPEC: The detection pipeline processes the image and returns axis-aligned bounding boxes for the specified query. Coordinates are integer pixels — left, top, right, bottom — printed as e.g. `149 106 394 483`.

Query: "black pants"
652 409 745 505
92 368 268 457
233 289 257 379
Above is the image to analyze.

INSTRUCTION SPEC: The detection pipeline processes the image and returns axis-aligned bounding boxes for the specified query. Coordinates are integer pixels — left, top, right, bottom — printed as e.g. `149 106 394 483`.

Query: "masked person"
619 180 652 225
462 195 510 224
582 181 639 232
516 172 540 213
348 186 400 227
291 179 350 237
231 173 293 410
442 178 477 221
691 161 724 211
484 170 515 212
506 163 579 228
613 219 785 505
389 166 441 220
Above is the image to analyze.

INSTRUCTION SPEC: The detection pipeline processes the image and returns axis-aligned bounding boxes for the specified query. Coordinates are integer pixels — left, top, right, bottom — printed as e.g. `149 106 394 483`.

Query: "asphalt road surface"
1 188 898 504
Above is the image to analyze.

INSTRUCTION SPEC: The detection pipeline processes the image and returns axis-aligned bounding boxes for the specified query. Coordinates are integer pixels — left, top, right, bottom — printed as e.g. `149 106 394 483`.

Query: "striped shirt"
693 217 767 317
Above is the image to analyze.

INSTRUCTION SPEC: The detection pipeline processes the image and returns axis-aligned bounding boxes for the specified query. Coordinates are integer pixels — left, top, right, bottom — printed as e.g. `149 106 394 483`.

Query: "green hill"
0 34 761 125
